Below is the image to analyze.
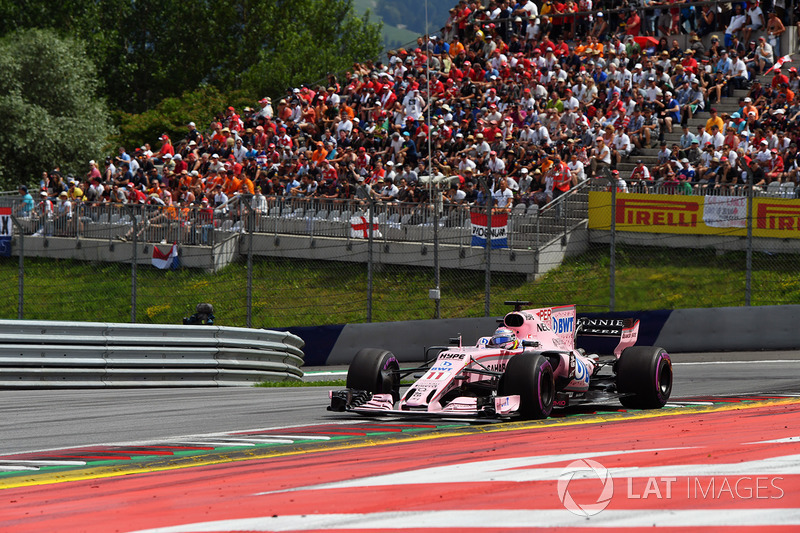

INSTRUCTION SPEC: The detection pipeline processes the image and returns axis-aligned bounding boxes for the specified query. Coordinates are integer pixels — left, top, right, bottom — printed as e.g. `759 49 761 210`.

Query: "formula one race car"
329 301 672 419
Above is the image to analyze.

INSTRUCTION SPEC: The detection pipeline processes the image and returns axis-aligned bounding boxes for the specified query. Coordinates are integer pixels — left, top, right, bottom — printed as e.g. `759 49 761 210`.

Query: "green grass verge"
257 378 415 387
2 244 799 329
256 379 347 387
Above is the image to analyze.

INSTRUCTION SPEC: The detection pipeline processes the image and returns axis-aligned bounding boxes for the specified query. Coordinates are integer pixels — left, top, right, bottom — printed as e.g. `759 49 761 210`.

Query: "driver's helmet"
489 327 518 348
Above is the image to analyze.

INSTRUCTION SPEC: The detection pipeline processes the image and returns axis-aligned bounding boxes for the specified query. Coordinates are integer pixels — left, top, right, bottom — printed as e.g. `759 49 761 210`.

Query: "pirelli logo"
616 199 699 227
756 203 800 231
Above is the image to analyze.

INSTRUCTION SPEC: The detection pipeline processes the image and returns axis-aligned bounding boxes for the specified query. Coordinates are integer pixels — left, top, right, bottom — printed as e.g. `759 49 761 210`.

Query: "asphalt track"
1 351 798 455
0 350 799 532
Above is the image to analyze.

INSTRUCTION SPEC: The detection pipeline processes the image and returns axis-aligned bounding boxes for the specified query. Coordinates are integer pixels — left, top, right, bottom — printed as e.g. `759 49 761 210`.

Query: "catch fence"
2 183 799 327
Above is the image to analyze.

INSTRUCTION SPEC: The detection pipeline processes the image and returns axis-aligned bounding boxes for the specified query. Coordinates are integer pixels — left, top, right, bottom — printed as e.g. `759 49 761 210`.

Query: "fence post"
367 197 374 323
12 216 23 319
480 178 492 317
128 205 138 323
745 174 753 306
75 203 81 245
245 199 254 328
610 179 617 312
433 190 441 319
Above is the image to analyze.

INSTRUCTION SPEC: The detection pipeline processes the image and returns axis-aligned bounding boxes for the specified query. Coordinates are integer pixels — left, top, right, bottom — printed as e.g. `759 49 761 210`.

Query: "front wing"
328 390 521 418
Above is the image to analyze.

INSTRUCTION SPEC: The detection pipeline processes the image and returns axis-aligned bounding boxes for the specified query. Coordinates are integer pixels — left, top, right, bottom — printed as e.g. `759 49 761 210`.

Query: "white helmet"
489 327 517 347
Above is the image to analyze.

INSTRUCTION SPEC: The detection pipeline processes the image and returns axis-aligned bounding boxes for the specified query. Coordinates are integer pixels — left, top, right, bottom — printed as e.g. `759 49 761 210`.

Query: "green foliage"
0 28 113 190
111 86 254 154
256 379 347 387
241 5 383 98
0 0 383 113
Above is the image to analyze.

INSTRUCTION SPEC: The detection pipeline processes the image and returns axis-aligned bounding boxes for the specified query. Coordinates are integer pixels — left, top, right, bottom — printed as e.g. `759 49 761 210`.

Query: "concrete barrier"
0 320 305 388
284 306 800 365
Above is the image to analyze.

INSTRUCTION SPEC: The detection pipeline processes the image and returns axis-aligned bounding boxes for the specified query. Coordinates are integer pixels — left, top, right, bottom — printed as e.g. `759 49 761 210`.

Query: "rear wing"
576 317 640 358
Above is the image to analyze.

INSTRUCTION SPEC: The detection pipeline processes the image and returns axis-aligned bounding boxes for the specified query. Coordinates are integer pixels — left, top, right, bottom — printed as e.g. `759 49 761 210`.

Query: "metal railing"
0 320 305 388
589 179 798 198
5 195 589 251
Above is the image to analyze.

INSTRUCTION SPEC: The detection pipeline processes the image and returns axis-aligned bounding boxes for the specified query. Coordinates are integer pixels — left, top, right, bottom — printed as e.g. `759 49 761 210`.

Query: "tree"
0 29 113 190
0 0 383 113
241 2 383 98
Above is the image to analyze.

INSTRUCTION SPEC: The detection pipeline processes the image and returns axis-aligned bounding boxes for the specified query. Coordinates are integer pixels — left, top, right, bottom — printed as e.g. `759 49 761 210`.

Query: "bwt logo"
756 203 800 231
552 316 574 334
615 198 698 227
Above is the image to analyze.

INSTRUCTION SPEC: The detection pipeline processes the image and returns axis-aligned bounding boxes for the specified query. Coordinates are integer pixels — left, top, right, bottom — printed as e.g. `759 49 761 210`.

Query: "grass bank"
1 244 797 327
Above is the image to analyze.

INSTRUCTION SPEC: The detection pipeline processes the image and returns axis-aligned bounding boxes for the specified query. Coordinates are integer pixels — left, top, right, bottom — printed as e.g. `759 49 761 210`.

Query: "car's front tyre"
500 353 555 419
346 348 401 403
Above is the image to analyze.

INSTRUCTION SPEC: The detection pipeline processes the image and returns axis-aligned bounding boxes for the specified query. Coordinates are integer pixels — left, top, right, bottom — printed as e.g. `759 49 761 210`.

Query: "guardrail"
0 320 305 388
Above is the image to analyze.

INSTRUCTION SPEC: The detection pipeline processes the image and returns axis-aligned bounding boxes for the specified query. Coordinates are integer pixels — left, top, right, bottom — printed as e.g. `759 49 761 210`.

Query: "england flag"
350 215 382 238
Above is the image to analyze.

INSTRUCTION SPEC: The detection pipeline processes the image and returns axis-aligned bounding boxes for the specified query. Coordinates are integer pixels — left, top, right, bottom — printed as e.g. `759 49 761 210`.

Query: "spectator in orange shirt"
223 170 241 197
311 142 328 164
240 175 255 195
741 97 759 121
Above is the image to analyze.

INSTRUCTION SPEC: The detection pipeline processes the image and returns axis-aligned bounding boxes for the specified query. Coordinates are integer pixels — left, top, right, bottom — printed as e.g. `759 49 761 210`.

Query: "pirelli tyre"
499 353 555 419
346 348 401 402
616 346 673 409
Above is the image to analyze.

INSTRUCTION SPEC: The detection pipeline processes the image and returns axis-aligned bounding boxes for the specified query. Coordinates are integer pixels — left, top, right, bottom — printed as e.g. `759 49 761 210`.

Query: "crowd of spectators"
15 0 800 227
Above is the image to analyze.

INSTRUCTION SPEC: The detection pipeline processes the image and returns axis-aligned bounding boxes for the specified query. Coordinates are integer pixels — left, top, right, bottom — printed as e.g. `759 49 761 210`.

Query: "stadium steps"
610 53 800 176
529 54 800 257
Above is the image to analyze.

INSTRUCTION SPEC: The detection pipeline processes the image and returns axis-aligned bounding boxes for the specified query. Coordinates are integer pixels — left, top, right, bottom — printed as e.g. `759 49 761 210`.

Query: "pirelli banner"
588 192 800 239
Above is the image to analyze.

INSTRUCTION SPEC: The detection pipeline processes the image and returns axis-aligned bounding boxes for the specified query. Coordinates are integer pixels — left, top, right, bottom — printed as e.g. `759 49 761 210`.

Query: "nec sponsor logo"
537 323 551 332
616 198 698 227
756 203 800 231
551 316 574 334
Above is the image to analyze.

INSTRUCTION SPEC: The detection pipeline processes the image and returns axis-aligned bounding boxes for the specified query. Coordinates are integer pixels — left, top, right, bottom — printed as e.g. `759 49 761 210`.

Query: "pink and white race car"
329 301 672 419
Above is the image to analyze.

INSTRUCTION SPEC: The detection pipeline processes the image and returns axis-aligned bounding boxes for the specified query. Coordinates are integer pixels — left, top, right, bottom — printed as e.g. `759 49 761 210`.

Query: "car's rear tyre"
616 346 672 409
499 353 554 419
346 348 400 402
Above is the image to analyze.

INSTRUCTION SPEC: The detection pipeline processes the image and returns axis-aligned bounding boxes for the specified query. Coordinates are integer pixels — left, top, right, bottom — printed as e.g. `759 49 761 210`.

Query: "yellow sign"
588 192 800 240
755 199 800 238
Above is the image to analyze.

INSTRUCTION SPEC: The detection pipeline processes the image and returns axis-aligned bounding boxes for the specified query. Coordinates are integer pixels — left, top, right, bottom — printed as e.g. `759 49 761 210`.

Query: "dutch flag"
470 212 508 249
152 243 179 270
